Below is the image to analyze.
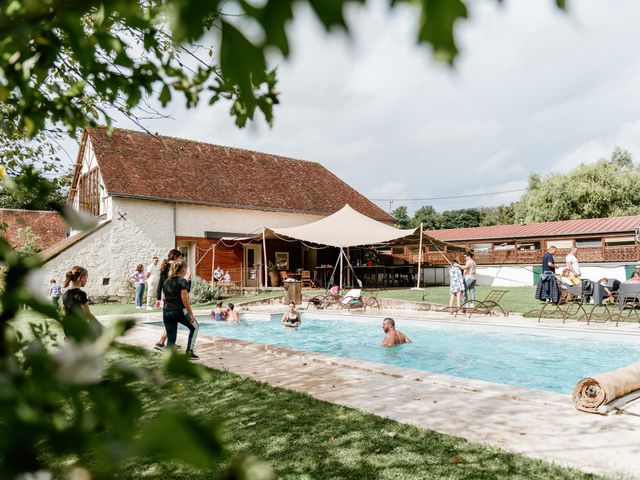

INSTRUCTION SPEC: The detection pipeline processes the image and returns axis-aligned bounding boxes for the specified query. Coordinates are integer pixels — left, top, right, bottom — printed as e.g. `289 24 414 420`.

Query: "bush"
190 276 220 304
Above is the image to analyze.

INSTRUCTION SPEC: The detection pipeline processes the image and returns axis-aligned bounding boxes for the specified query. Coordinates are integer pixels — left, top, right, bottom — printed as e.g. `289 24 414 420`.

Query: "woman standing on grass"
131 263 146 309
162 259 199 359
62 266 103 336
448 259 465 310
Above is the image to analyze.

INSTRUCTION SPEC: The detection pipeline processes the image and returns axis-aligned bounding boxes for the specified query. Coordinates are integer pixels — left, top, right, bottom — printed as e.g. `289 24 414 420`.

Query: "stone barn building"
40 127 391 299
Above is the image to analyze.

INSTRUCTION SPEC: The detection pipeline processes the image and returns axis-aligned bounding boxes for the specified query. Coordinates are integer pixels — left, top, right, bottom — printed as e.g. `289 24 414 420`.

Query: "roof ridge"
87 126 325 168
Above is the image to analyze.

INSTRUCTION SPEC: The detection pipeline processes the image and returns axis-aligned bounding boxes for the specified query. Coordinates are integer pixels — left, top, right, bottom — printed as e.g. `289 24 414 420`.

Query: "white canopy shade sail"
264 204 419 247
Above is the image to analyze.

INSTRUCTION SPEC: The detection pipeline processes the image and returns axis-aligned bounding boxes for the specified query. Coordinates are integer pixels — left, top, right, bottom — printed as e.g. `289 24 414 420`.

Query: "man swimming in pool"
381 317 411 347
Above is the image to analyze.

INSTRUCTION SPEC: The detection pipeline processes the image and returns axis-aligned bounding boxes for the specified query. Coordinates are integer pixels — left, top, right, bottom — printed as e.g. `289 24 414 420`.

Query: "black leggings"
163 309 199 352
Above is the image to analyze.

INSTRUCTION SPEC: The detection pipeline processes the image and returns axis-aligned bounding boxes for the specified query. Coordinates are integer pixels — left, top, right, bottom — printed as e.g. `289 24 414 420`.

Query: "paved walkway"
111 309 640 479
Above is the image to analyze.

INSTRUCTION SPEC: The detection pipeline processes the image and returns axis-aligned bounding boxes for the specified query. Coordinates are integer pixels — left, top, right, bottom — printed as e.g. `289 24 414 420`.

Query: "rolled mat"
572 363 640 413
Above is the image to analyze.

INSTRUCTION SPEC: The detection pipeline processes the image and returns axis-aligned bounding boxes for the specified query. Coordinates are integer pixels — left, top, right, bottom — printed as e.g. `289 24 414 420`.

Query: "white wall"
44 198 175 298
175 204 323 237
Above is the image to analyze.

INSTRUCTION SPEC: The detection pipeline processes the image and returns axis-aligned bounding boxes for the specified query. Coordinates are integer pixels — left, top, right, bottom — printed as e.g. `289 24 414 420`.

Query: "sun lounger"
455 289 509 318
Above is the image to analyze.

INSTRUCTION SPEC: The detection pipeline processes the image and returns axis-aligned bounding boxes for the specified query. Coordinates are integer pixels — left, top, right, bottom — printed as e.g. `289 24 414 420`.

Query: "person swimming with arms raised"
381 317 411 347
281 302 301 328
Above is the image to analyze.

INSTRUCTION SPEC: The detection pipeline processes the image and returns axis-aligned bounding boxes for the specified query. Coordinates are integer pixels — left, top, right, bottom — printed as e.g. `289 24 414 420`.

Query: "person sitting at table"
213 266 224 282
598 278 614 304
329 283 340 296
281 302 301 328
222 270 231 282
559 268 574 287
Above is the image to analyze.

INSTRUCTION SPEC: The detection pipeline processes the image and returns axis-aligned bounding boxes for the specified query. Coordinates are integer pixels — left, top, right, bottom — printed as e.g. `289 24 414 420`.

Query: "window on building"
471 243 492 252
77 167 101 217
575 238 602 248
391 246 405 255
102 278 110 285
517 242 540 250
494 242 516 250
407 246 425 255
604 236 636 247
548 239 573 249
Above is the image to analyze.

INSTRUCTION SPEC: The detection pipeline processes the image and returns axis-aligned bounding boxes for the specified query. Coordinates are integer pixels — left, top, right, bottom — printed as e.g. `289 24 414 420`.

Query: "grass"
373 286 539 315
50 344 603 480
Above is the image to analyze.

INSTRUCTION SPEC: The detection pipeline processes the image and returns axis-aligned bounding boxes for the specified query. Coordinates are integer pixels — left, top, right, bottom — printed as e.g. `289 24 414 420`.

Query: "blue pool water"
163 315 640 394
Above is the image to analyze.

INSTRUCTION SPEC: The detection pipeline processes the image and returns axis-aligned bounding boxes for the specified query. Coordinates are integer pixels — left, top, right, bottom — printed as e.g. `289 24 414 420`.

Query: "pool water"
165 315 640 394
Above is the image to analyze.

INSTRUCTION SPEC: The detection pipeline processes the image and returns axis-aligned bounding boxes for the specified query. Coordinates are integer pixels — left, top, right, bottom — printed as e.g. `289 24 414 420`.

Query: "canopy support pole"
211 243 216 284
262 228 268 289
412 223 424 290
339 247 344 290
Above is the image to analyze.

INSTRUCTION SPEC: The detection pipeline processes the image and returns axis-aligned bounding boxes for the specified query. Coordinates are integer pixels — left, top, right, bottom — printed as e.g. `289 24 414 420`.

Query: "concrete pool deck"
110 308 640 479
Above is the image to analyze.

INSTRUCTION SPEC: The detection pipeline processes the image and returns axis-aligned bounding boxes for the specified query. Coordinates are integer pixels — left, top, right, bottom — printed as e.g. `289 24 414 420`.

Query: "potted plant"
268 261 280 287
365 249 378 266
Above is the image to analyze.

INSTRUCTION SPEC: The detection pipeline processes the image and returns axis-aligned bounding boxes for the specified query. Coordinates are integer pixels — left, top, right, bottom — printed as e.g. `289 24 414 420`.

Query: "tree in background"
512 147 640 222
391 205 412 229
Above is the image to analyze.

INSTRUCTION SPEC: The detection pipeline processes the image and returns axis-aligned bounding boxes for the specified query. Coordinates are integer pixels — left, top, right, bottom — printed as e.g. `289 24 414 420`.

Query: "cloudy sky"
66 0 640 214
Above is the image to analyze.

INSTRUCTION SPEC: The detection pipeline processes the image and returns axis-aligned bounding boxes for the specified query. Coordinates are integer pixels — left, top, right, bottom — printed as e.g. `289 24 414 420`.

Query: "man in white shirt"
565 246 581 278
145 256 160 310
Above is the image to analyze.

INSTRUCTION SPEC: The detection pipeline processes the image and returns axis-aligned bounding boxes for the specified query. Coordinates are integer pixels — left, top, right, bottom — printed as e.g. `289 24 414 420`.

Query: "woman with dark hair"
131 263 146 308
162 259 199 359
154 249 188 350
62 266 103 335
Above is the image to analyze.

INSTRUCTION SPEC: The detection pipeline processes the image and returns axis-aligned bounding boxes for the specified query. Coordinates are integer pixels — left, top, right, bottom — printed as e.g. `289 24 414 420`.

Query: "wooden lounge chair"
455 289 509 318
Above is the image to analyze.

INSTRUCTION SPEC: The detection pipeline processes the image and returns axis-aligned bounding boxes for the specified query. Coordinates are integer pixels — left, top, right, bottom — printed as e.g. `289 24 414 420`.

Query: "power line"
370 188 527 202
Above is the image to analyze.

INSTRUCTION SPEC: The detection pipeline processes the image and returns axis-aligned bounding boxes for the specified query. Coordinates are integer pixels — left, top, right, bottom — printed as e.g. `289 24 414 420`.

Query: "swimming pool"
160 314 640 394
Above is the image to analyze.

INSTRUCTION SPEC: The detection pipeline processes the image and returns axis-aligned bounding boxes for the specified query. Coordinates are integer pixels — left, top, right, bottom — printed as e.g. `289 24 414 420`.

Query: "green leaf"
220 21 267 108
159 84 171 107
416 0 468 65
65 80 87 97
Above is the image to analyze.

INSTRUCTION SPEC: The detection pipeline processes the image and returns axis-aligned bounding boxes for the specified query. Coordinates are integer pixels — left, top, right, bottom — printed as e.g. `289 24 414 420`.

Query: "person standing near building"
536 246 560 302
565 246 581 283
145 256 160 310
461 251 477 307
542 245 557 274
131 264 146 309
49 279 62 309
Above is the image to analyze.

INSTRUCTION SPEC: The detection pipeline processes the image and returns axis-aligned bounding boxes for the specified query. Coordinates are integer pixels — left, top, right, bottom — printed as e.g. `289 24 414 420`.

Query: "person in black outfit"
62 266 103 336
536 246 560 302
154 249 185 349
162 259 199 359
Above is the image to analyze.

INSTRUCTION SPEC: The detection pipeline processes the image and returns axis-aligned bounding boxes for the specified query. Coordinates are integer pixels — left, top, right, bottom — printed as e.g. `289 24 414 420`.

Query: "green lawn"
48 344 603 480
374 286 539 315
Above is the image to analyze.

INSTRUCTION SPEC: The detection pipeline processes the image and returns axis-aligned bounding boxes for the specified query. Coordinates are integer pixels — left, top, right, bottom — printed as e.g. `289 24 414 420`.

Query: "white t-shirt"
146 262 160 282
565 253 581 276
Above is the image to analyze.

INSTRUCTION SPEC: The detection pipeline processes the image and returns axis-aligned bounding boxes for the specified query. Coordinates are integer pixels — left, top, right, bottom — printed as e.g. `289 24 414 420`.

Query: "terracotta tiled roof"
84 127 393 222
0 209 67 250
426 215 640 242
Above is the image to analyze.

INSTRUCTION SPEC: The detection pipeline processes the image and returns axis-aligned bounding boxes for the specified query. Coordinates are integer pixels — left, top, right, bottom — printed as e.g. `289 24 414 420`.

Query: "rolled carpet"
573 363 640 413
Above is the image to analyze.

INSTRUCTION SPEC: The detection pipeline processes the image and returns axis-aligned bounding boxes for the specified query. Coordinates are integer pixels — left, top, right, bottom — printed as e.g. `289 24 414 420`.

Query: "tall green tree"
413 204 441 230
392 205 413 228
513 147 640 222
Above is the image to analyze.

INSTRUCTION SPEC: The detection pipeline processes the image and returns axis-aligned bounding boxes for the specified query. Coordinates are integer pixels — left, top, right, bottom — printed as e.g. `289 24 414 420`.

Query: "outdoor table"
314 266 333 287
617 283 640 310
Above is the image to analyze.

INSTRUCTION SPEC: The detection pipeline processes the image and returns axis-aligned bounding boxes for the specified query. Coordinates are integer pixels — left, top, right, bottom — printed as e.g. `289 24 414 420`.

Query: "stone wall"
43 197 175 300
